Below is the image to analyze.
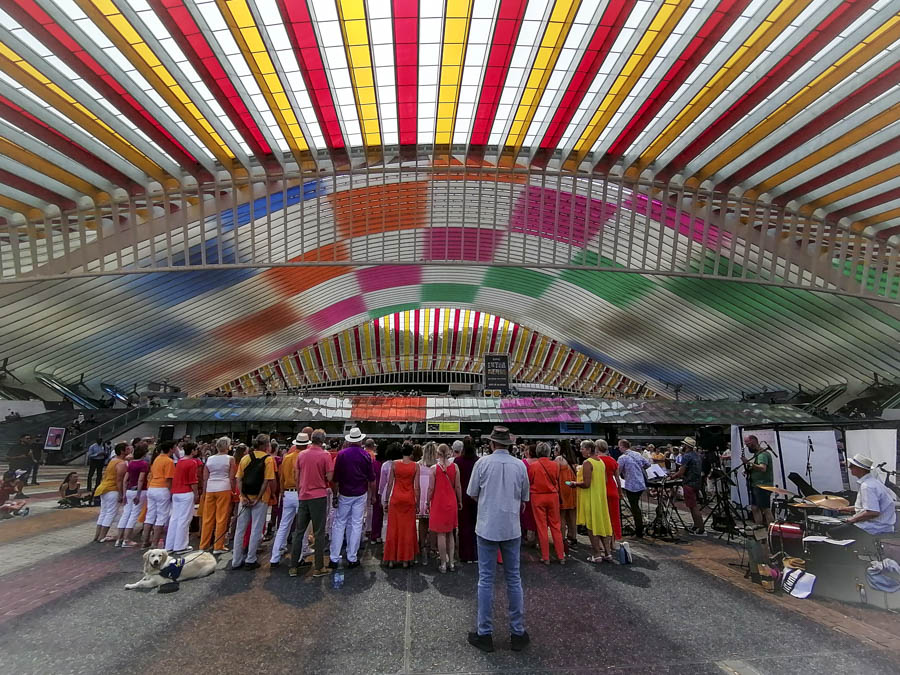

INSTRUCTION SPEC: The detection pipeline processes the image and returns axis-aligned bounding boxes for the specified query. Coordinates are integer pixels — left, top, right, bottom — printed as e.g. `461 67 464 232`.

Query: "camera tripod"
646 480 687 541
703 470 746 543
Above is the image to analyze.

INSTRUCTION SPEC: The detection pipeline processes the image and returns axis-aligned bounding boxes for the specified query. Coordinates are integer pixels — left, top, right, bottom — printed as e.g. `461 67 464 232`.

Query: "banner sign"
560 422 592 434
483 353 510 393
427 421 460 433
44 427 66 451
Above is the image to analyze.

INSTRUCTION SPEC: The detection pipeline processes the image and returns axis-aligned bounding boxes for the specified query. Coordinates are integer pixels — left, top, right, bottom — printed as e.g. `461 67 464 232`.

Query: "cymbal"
788 502 821 509
812 497 850 510
808 494 849 508
758 485 795 496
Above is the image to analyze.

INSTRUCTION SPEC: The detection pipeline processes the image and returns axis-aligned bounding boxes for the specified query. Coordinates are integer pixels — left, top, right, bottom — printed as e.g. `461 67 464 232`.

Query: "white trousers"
232 500 267 567
145 487 171 526
270 490 298 563
330 494 367 563
164 492 194 552
96 491 119 527
117 489 147 530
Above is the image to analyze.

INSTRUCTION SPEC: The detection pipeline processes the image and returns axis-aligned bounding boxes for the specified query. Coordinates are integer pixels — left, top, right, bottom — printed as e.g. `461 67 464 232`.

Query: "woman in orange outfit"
200 436 236 553
383 442 420 568
555 439 578 551
528 442 566 565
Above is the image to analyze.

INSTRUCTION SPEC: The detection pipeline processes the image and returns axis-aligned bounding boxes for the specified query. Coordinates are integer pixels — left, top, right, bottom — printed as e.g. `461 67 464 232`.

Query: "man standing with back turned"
466 426 530 653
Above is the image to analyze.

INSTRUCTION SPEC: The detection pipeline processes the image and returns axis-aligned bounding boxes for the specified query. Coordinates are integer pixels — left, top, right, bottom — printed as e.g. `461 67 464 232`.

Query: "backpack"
241 452 267 496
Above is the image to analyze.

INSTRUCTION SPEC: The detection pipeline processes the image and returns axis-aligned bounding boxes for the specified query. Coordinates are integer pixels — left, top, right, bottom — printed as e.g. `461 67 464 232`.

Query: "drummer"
829 454 896 550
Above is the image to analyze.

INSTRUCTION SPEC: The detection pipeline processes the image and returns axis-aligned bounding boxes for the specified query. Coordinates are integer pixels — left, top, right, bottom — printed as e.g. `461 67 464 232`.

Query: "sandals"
587 555 603 564
99 535 116 543
439 563 447 573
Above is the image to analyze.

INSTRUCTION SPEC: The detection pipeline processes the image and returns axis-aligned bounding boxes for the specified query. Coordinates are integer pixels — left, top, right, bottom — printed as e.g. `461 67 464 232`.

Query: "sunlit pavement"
0 503 898 675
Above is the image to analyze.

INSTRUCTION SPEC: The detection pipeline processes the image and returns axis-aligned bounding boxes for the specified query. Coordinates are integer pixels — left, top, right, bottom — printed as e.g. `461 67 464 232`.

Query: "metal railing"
2 165 896 302
53 405 154 465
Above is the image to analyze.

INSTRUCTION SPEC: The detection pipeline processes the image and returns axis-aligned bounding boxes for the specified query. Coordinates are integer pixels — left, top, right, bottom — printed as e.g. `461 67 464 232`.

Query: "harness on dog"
159 557 185 582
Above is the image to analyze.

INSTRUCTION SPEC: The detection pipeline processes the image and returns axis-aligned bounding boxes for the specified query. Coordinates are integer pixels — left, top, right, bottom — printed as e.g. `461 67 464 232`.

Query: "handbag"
616 541 633 564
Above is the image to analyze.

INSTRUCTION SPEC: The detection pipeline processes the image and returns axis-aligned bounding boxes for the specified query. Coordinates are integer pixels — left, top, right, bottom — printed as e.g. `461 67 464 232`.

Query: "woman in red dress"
383 442 420 568
597 440 622 541
428 443 462 573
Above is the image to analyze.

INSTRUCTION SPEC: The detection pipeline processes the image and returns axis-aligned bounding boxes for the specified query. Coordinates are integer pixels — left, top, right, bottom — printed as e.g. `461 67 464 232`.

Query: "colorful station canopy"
0 0 899 237
222 309 653 397
0 1 899 404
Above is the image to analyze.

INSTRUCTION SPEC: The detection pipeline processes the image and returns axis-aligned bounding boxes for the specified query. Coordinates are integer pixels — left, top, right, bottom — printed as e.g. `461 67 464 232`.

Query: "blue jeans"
476 535 525 637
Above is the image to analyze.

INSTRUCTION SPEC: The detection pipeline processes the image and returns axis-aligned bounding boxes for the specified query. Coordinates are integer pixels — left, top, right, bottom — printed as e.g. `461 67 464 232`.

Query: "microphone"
807 435 814 452
877 462 887 469
762 441 778 458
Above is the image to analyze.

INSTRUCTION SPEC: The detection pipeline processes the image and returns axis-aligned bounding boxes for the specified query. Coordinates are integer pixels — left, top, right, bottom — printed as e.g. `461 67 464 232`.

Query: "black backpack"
241 452 267 496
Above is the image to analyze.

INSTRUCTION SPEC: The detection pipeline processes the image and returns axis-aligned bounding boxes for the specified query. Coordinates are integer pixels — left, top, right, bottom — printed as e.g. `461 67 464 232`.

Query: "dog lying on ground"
125 549 217 590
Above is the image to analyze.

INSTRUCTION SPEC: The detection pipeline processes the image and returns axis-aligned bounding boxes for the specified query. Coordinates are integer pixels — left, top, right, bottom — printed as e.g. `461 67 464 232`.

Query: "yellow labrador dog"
125 549 217 590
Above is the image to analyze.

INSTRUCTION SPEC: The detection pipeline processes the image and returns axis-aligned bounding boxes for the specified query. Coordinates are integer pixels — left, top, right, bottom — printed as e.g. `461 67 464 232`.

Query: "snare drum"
807 514 843 535
768 521 805 557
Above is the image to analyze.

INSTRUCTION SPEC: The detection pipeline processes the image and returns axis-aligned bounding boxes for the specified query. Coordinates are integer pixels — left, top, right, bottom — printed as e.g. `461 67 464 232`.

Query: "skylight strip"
335 0 380 148
535 0 634 160
568 0 692 166
276 0 346 150
469 0 527 147
595 0 738 169
450 0 498 145
75 0 237 167
0 88 146 187
0 38 167 183
502 0 579 155
434 0 474 147
251 0 326 149
192 1 290 154
417 0 445 145
213 0 309 160
118 0 252 165
392 0 418 146
365 0 397 146
694 11 900 183
13 0 198 171
645 0 871 180
151 0 273 158
633 0 814 175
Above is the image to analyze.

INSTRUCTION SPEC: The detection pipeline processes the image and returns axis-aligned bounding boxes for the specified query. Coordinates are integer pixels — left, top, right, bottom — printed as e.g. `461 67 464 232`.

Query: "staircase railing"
53 406 154 464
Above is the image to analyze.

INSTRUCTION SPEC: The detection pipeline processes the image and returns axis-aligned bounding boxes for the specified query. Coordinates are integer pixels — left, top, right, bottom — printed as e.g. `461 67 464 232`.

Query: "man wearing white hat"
269 431 309 567
329 427 376 568
830 454 896 549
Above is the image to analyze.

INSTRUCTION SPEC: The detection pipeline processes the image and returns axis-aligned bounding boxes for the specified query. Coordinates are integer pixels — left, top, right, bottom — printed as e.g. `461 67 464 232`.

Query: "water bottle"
332 570 344 589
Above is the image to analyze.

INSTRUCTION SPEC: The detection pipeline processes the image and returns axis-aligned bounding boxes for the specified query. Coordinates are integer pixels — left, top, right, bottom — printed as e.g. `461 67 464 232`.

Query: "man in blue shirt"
668 437 705 536
617 439 650 538
466 426 530 653
86 438 107 493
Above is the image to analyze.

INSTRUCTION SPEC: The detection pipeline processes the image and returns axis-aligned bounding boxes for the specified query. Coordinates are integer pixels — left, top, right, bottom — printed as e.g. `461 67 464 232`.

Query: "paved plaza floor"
0 498 898 675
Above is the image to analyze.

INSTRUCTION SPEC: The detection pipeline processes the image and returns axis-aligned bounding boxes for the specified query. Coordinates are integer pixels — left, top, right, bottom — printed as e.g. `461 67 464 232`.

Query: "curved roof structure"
0 1 898 402
224 309 654 396
0 0 898 236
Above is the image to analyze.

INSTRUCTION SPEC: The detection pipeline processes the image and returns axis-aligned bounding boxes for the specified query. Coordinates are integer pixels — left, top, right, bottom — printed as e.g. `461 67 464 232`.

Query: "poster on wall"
44 426 66 451
483 353 510 394
778 431 843 495
845 428 898 490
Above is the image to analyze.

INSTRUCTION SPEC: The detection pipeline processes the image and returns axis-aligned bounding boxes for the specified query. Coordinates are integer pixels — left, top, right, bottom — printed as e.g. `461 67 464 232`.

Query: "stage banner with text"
483 353 510 394
426 421 460 433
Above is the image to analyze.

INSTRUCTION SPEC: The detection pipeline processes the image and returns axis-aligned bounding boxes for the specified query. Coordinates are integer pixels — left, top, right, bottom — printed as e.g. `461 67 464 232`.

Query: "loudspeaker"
158 425 175 442
698 425 726 452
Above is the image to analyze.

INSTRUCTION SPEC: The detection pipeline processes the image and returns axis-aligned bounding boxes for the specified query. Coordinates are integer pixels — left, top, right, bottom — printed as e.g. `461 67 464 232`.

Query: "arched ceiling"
224 309 656 396
0 0 898 237
0 0 898 403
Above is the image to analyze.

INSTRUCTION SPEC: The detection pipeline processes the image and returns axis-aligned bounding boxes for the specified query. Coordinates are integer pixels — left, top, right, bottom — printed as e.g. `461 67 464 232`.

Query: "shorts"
145 487 172 526
682 485 699 509
750 485 771 509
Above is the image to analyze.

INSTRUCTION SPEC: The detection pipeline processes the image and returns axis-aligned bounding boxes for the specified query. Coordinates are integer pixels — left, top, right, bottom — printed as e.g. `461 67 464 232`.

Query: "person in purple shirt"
329 427 376 569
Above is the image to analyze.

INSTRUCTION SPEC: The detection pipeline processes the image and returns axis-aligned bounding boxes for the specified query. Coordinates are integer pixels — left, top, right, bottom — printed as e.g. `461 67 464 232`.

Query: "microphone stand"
805 436 815 487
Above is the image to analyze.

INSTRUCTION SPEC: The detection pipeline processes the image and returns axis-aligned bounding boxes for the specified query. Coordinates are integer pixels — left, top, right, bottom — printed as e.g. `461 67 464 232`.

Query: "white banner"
845 428 898 490
778 430 843 495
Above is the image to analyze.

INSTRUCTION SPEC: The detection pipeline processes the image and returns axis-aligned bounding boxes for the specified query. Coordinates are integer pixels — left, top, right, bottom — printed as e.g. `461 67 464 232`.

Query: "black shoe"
244 561 260 570
327 559 339 569
269 561 280 568
510 631 530 652
347 560 360 569
296 559 313 569
230 563 244 570
467 632 494 653
15 493 27 499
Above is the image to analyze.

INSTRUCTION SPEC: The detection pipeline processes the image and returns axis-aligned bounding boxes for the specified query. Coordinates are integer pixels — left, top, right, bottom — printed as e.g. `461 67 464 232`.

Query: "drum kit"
758 485 853 557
